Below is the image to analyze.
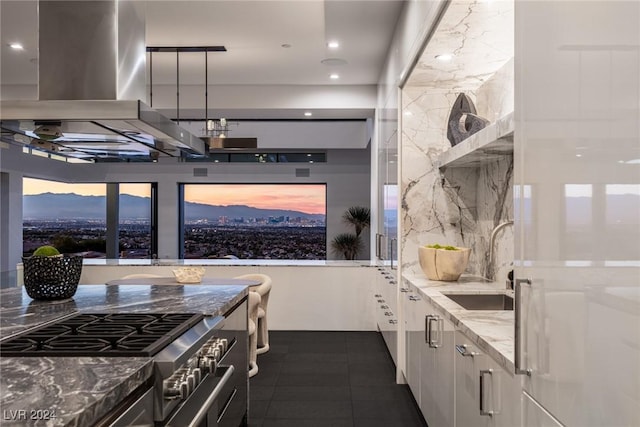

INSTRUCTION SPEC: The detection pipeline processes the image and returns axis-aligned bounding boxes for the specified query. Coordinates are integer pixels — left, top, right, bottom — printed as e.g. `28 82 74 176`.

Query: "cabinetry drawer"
455 331 520 427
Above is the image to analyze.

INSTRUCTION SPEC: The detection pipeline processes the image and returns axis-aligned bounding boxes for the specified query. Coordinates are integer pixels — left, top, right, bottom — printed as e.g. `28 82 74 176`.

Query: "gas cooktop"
0 312 204 357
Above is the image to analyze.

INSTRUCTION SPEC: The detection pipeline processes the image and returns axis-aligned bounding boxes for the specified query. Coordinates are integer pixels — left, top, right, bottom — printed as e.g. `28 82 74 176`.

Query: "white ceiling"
0 1 405 120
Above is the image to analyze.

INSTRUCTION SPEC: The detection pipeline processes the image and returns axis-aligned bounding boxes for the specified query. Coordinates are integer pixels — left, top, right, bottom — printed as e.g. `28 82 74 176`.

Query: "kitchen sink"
443 293 514 310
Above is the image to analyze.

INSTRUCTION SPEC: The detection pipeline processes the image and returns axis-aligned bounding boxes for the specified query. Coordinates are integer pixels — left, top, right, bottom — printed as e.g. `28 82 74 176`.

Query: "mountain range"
23 193 326 222
20 192 640 224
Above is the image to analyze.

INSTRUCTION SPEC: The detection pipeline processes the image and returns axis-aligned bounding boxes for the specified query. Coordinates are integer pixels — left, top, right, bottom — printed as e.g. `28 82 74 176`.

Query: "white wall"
151 84 376 116
79 264 378 331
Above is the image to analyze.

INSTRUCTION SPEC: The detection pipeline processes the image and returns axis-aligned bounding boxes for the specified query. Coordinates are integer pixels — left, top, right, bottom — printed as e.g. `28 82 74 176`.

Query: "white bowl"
418 246 471 281
172 267 206 284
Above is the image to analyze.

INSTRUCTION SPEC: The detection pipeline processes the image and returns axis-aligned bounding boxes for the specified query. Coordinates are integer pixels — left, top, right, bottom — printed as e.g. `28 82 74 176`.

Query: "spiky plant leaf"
330 233 362 260
343 206 370 237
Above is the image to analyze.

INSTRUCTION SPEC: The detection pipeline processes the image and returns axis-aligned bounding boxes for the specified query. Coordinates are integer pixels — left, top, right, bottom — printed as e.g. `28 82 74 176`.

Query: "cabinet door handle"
425 315 440 348
479 369 494 416
455 344 479 357
515 278 533 376
389 238 396 269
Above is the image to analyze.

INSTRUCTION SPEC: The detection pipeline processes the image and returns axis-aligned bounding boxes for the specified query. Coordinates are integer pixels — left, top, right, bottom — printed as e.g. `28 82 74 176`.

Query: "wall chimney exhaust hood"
0 0 205 162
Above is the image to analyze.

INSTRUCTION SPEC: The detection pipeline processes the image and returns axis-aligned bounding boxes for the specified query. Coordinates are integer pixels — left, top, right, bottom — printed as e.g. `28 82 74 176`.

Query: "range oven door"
106 365 238 427
107 388 154 427
165 365 236 427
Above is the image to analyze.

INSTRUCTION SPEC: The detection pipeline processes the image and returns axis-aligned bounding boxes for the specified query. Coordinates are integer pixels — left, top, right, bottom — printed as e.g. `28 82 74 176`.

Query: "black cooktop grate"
0 312 204 357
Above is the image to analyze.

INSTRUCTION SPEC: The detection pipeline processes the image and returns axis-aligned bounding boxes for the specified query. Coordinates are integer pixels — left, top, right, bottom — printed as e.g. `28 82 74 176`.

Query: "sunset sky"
23 178 326 215
184 184 326 214
22 178 151 198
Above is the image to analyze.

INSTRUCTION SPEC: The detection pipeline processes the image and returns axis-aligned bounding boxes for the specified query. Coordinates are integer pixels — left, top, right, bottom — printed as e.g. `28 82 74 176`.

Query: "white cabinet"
521 392 563 427
514 2 640 425
403 287 454 427
421 302 455 427
455 330 520 427
374 267 397 365
403 287 423 402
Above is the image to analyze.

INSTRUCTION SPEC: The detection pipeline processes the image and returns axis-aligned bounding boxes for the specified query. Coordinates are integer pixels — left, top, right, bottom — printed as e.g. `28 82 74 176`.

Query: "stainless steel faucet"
488 220 514 281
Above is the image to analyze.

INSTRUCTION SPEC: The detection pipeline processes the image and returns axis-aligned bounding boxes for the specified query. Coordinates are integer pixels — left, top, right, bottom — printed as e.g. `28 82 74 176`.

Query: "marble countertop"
80 258 387 267
403 273 515 373
0 284 248 426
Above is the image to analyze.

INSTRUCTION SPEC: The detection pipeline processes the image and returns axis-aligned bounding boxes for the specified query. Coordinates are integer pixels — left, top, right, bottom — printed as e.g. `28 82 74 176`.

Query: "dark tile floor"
248 331 427 427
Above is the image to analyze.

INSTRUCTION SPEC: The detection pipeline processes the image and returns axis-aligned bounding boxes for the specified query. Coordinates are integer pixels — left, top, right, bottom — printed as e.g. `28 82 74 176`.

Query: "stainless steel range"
0 300 248 427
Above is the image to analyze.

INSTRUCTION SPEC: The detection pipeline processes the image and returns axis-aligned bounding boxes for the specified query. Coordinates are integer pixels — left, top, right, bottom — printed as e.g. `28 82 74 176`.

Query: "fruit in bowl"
418 244 471 281
172 267 206 284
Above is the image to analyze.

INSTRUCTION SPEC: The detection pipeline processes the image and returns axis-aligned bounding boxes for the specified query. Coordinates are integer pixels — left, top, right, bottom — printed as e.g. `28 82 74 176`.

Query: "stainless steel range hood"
0 0 205 161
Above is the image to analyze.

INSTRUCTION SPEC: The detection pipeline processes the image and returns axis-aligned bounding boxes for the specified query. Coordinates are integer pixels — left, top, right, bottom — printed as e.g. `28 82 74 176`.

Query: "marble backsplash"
401 59 514 283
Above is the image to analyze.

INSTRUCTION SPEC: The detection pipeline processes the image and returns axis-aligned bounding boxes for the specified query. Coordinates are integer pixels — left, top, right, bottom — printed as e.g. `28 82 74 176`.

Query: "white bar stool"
234 274 272 354
247 291 261 377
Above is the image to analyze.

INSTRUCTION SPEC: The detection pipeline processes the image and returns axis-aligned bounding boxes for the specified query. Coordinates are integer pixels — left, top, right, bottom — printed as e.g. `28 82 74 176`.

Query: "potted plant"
331 206 370 260
22 245 83 300
418 243 471 281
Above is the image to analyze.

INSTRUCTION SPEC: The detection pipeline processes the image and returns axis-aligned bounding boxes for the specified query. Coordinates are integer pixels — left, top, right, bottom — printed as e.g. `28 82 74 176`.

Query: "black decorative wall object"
446 93 490 146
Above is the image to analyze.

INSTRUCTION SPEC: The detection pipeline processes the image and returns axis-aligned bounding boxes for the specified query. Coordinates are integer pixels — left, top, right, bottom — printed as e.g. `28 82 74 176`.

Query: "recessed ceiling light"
329 73 340 80
327 41 340 49
576 154 583 158
304 112 312 117
404 111 413 116
9 43 24 50
435 53 453 61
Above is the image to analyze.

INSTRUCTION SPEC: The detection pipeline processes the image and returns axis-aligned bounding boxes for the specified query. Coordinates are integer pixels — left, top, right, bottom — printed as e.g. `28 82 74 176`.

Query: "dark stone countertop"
0 284 248 426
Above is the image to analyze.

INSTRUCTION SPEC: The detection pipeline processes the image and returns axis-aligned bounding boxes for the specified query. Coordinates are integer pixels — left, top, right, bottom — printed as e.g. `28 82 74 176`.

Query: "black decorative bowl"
22 255 83 300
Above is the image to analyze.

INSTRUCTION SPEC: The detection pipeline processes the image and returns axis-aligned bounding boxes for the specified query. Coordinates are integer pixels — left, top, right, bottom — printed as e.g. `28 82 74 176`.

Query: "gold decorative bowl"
418 246 471 281
172 267 206 284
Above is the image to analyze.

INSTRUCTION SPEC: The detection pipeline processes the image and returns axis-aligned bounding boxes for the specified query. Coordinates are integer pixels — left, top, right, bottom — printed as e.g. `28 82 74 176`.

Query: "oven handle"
185 365 235 427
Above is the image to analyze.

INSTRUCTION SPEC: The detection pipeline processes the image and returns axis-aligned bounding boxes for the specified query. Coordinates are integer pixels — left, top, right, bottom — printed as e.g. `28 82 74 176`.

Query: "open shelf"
437 112 514 170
